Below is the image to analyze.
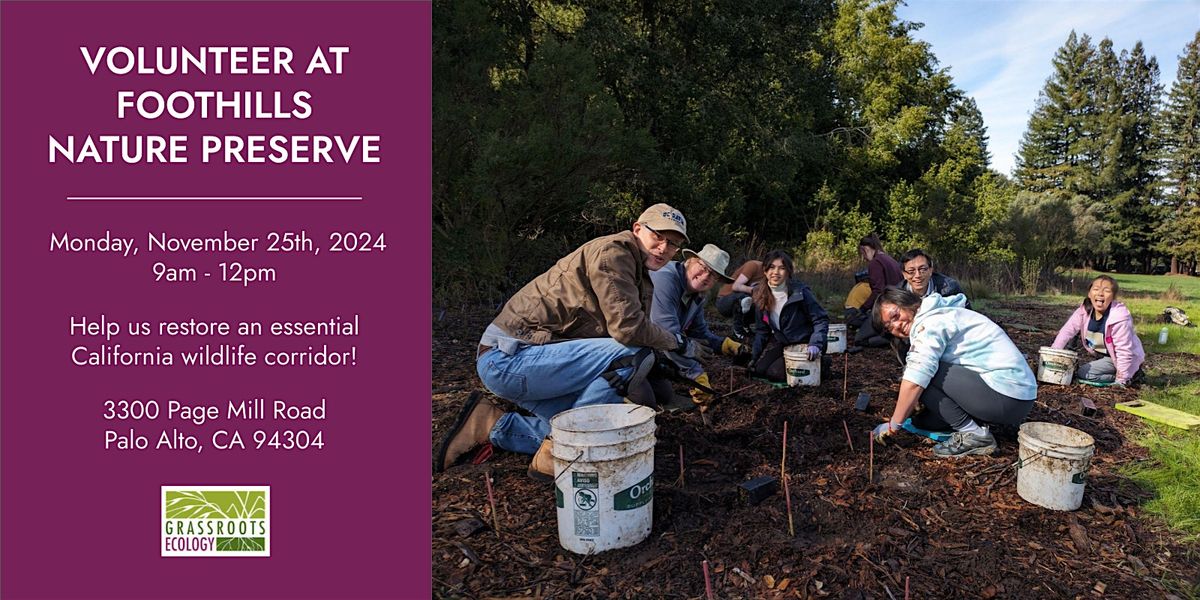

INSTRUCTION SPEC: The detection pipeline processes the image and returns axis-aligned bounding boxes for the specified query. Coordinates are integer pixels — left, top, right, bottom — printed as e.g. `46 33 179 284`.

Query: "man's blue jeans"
477 338 643 455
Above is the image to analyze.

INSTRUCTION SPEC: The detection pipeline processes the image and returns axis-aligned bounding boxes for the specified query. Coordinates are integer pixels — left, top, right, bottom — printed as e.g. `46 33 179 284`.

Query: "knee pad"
600 347 655 397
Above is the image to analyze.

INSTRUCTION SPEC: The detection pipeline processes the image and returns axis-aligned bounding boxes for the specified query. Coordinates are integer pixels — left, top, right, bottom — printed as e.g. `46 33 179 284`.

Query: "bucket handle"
1013 449 1048 470
1014 445 1093 472
553 450 586 484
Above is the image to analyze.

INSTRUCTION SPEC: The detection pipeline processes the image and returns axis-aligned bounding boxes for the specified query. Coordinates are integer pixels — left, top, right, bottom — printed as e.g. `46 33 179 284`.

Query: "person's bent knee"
1076 368 1115 383
477 354 528 401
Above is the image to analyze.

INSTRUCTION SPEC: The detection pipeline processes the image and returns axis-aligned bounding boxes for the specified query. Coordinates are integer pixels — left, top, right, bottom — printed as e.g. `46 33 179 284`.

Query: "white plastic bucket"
1037 347 1078 385
782 344 821 386
1016 422 1095 511
550 404 656 554
826 324 848 354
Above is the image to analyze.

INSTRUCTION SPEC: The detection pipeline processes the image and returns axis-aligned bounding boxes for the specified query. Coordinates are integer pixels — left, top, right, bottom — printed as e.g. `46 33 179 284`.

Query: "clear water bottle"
1158 326 1169 345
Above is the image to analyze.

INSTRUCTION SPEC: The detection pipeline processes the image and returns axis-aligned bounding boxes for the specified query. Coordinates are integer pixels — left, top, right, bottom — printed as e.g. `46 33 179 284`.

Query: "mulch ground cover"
431 301 1199 599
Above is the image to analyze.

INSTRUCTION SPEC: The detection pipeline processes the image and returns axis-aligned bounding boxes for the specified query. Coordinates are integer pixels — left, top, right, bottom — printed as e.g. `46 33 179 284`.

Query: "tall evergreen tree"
1111 42 1162 271
947 96 991 172
1015 32 1096 194
1089 38 1124 201
1156 32 1200 274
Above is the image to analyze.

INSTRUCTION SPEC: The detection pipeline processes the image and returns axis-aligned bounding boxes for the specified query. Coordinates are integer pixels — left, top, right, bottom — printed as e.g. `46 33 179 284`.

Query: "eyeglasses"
903 266 931 276
643 224 685 252
882 305 903 328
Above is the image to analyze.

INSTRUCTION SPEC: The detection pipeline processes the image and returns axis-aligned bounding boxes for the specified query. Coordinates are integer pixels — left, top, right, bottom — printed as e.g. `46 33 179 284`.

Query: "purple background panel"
1 2 432 598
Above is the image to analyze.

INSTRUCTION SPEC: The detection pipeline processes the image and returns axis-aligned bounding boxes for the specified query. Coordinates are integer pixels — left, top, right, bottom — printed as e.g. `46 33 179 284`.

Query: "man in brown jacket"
436 204 704 479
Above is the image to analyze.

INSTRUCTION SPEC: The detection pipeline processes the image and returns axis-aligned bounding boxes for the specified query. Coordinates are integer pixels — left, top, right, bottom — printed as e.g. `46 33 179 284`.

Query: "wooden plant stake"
842 419 855 452
843 352 849 404
720 384 755 399
703 559 714 600
782 421 795 536
678 444 686 488
780 422 788 476
868 434 875 485
484 471 500 537
905 576 910 600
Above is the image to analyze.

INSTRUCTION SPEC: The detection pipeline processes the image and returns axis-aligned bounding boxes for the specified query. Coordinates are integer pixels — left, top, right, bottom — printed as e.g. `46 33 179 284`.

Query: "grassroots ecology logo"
161 486 270 557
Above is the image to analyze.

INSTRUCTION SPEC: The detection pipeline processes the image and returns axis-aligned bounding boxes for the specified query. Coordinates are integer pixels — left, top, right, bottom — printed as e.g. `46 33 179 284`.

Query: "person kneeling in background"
714 258 763 340
847 234 902 351
870 288 1037 458
1050 274 1145 386
748 250 830 382
843 269 871 329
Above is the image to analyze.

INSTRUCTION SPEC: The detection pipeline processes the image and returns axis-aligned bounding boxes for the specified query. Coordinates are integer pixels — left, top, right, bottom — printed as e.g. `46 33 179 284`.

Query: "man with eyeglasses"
437 203 708 480
892 248 970 364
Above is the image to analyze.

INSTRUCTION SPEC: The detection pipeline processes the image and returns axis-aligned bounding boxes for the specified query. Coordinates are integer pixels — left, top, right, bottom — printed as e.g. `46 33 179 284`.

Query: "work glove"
740 296 753 314
721 337 747 357
690 372 714 412
806 345 821 361
872 421 897 444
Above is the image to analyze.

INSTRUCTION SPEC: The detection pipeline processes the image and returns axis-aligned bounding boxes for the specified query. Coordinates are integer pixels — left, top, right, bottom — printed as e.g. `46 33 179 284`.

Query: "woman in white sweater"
870 287 1037 457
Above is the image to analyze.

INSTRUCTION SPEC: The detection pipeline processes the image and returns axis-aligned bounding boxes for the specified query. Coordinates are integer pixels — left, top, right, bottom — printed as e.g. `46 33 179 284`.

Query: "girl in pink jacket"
1051 275 1146 386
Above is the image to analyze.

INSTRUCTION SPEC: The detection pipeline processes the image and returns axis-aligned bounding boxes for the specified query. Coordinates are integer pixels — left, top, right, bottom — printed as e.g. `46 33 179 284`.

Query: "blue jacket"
751 279 830 361
901 272 972 310
649 261 724 377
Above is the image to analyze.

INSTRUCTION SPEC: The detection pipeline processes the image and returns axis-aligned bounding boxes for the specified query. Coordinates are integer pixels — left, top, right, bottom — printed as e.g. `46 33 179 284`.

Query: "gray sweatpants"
1076 356 1116 383
909 363 1034 431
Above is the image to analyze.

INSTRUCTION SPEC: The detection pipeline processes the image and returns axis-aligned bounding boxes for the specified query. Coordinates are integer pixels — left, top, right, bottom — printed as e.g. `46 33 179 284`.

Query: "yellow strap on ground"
1115 400 1200 430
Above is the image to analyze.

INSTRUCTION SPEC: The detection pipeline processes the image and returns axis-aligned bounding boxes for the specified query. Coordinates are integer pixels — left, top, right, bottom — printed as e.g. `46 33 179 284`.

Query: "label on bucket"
1044 362 1070 373
555 485 564 508
571 472 599 537
787 368 812 377
829 335 840 342
1071 472 1087 484
613 474 653 511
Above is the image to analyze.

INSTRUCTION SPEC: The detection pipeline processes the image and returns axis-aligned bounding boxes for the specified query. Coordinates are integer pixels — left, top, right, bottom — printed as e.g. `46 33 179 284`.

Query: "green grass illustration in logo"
165 490 266 552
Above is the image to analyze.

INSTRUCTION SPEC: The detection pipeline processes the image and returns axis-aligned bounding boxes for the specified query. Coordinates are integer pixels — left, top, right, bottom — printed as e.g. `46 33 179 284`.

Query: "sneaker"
932 430 997 458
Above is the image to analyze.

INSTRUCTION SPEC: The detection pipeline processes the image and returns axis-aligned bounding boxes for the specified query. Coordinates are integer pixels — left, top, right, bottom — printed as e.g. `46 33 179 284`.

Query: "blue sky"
895 0 1199 176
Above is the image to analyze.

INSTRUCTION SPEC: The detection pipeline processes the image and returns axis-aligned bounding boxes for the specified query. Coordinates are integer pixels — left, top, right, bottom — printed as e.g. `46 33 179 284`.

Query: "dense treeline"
1016 30 1200 276
433 0 1199 302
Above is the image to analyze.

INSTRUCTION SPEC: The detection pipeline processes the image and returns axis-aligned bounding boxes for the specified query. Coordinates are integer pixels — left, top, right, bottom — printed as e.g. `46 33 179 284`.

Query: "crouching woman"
870 288 1037 457
748 250 830 382
1050 275 1145 386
